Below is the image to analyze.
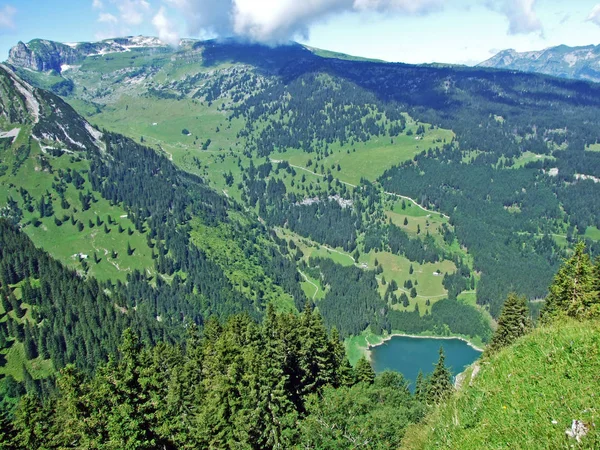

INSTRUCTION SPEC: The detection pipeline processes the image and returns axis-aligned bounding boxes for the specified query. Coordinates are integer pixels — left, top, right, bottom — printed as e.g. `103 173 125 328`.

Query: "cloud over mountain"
166 0 443 42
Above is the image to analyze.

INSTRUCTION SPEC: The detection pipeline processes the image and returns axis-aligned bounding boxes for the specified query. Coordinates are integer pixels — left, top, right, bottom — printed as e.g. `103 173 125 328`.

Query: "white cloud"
0 5 16 31
92 0 104 9
98 12 118 24
587 4 600 27
116 0 150 26
488 0 542 35
153 7 180 46
165 0 444 43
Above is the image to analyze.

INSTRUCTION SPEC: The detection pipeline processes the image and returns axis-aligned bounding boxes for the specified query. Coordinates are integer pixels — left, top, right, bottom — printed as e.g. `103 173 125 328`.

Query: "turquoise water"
370 336 482 390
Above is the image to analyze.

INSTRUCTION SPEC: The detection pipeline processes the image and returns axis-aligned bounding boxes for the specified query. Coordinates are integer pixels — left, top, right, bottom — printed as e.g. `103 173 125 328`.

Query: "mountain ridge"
479 43 600 83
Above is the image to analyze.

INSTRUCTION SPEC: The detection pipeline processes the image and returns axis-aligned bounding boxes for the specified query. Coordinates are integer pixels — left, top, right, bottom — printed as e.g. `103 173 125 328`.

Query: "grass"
345 328 386 366
0 142 155 282
402 319 600 449
189 220 296 313
585 143 600 152
0 302 54 381
0 342 54 382
299 271 325 301
584 226 600 241
360 250 455 309
271 120 454 186
304 46 385 63
509 151 555 169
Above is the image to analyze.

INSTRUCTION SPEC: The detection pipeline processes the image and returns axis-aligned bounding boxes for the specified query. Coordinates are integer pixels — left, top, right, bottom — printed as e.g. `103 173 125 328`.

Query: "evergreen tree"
12 394 50 449
355 356 375 384
414 370 427 403
541 242 599 321
426 347 453 404
486 293 531 355
0 409 16 449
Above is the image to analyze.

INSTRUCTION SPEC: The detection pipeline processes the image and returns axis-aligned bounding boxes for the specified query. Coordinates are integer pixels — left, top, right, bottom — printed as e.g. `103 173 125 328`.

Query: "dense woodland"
0 220 168 398
0 289 455 449
165 42 600 318
5 40 600 447
2 227 598 448
380 141 600 316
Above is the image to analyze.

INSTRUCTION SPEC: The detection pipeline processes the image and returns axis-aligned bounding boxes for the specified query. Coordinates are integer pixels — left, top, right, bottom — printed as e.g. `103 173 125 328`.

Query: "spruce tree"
414 370 427 403
541 242 598 321
426 347 453 404
486 293 531 355
355 356 375 384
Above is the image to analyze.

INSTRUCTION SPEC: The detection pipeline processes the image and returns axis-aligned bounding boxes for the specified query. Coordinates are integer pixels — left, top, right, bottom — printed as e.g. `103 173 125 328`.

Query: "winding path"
299 270 319 300
270 158 448 219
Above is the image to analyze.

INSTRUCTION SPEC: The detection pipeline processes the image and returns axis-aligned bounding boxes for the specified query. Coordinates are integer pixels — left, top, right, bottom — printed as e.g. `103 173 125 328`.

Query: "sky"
0 0 600 65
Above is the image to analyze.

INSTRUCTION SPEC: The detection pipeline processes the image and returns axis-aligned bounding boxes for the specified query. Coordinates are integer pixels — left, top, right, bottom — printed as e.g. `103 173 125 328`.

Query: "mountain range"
479 43 600 83
0 35 599 448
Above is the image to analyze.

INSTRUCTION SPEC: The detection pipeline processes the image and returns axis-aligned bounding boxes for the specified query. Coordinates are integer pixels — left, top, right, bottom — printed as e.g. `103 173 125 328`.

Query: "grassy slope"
189 219 296 313
0 134 155 282
51 50 489 352
271 118 454 186
0 297 54 381
403 319 600 449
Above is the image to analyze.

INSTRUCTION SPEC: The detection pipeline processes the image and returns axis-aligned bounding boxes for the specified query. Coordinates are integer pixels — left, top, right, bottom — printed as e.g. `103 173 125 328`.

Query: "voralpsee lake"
370 336 482 389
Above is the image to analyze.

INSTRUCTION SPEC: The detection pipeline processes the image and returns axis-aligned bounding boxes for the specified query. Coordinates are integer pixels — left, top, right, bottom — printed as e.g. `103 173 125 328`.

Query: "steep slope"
5 37 495 347
0 65 322 414
8 35 600 344
402 318 600 448
479 44 600 83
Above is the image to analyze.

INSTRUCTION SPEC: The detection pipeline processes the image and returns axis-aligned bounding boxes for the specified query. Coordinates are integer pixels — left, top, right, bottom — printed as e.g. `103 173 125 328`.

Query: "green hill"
403 318 600 448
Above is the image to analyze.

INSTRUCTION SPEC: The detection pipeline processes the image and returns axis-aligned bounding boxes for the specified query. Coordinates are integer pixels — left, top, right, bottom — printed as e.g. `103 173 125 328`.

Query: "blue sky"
1 1 599 65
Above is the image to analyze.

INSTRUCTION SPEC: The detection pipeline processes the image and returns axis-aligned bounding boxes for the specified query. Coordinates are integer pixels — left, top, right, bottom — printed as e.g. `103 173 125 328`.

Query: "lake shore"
367 333 485 354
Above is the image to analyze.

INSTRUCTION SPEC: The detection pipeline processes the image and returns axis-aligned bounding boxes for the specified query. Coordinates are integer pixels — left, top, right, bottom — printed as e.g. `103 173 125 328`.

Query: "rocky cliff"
8 40 81 72
7 36 170 73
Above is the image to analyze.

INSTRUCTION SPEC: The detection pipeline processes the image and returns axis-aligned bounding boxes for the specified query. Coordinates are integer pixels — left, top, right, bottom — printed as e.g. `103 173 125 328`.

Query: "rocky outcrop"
7 37 171 73
8 40 81 73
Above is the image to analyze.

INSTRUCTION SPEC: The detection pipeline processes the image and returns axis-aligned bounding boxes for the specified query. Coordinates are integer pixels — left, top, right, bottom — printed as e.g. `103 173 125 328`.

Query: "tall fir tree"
355 356 375 384
414 370 427 403
426 347 453 404
541 242 599 321
485 293 531 355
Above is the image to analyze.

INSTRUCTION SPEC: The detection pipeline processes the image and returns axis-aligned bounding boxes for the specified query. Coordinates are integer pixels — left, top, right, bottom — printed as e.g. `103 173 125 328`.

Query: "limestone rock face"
7 37 171 74
8 40 81 73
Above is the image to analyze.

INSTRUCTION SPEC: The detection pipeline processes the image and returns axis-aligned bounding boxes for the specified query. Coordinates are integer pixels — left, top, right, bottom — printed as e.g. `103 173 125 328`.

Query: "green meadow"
271 119 454 185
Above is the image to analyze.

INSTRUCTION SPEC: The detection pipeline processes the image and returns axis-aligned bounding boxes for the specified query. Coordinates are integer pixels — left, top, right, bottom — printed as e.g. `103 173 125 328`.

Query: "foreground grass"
403 319 600 449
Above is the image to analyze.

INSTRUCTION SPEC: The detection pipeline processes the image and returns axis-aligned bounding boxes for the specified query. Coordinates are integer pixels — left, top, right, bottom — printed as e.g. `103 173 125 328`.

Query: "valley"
0 34 600 448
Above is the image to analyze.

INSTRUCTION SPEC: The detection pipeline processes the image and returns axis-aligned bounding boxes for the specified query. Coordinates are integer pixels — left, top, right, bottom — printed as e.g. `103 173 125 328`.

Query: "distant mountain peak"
6 36 172 73
479 44 600 83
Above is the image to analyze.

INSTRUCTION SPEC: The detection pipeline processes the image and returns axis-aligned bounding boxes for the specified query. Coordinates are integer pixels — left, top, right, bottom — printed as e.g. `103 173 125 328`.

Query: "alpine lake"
369 335 482 390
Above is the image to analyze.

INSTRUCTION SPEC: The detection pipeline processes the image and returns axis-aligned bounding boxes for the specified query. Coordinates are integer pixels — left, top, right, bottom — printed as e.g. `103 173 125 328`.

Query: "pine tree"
355 356 375 384
0 409 16 449
12 394 50 449
328 327 354 387
426 347 453 404
414 370 427 403
486 293 531 355
541 242 598 321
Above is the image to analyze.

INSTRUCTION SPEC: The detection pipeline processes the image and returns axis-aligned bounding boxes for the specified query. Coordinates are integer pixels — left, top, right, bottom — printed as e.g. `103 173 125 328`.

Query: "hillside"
0 61 312 398
5 36 600 359
479 44 600 83
3 38 499 349
403 318 600 448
